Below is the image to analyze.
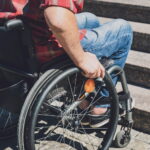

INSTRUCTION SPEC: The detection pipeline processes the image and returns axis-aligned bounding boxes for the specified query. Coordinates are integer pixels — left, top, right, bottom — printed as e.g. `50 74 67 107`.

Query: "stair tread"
126 51 150 70
99 17 150 34
98 17 150 53
117 83 150 112
84 0 150 24
95 0 150 7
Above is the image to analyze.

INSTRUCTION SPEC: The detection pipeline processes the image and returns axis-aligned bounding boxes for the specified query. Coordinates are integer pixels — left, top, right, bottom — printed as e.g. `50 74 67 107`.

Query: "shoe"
77 107 90 126
79 96 111 127
89 109 110 128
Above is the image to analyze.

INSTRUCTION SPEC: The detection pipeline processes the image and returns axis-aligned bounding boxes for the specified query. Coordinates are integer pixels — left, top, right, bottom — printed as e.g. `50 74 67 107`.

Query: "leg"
81 19 133 84
80 19 133 115
76 12 101 29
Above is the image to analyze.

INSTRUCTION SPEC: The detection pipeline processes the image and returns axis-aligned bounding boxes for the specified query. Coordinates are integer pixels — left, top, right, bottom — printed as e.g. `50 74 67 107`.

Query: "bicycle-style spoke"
56 123 71 143
43 102 62 113
80 124 95 150
36 109 73 144
0 109 3 119
77 80 85 100
73 73 78 97
4 112 11 129
31 70 117 150
56 84 61 103
79 88 102 121
67 76 75 103
67 109 78 150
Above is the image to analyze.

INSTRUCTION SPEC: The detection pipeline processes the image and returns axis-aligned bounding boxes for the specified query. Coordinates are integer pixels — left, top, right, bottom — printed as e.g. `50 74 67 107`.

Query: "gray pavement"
1 126 150 150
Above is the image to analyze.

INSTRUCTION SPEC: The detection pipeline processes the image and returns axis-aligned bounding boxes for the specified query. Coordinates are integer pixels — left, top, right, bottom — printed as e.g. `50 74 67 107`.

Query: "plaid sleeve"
40 0 84 13
0 0 28 19
0 0 16 12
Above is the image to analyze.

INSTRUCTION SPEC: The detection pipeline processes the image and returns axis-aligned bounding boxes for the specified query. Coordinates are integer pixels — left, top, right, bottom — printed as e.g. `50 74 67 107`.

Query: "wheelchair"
0 18 133 150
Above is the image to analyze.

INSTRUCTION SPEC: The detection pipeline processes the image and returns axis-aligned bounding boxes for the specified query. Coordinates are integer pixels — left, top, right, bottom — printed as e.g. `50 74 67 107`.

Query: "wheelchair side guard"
107 65 133 148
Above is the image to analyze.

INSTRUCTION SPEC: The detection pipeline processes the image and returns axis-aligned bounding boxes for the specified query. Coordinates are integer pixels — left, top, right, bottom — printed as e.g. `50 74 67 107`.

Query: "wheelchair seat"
0 19 38 73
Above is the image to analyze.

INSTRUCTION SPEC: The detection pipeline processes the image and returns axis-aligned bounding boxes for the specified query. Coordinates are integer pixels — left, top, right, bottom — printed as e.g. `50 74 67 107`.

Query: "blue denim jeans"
76 12 133 100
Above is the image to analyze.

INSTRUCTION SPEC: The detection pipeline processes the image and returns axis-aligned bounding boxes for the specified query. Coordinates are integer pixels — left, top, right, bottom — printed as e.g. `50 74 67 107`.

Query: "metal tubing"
107 65 129 94
108 65 133 123
0 64 37 79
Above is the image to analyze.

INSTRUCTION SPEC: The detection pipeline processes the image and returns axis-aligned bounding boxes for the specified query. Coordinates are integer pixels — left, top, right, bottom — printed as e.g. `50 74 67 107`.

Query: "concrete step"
87 16 150 86
99 17 150 53
84 0 150 24
125 50 150 88
83 16 150 87
117 83 150 134
1 127 150 150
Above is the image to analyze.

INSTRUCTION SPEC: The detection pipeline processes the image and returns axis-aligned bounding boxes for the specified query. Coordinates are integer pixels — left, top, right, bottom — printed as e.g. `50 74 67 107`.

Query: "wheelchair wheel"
114 130 131 148
18 64 119 150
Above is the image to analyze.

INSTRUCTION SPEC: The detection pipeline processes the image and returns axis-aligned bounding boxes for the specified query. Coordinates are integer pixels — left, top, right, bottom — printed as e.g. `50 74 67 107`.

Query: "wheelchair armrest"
5 19 24 31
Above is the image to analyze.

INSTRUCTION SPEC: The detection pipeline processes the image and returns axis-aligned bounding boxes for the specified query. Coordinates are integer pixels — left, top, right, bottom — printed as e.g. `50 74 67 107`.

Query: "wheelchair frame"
0 19 133 150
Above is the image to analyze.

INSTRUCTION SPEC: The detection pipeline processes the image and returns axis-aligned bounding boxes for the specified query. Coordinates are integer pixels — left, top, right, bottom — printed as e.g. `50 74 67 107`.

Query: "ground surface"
1 126 150 150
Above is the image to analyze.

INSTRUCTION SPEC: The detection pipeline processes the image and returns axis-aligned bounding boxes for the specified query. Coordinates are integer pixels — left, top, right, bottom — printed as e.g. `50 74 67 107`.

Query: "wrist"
73 51 85 67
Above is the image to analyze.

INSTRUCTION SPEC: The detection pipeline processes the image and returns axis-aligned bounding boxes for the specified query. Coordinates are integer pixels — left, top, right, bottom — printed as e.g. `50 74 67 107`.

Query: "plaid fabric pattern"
0 0 16 12
0 0 85 63
40 0 84 13
0 0 28 19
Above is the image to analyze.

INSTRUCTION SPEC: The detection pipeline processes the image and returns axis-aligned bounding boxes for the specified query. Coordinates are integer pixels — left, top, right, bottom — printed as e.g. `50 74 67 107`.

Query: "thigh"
80 19 132 59
76 12 100 29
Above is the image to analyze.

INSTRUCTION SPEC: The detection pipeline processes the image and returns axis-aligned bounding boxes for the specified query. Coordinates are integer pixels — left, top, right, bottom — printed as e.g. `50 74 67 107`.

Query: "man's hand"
78 52 105 78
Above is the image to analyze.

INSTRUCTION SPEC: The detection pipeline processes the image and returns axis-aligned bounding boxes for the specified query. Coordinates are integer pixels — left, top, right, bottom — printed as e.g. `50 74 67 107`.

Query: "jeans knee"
81 12 100 27
115 19 133 46
115 19 133 35
81 12 97 19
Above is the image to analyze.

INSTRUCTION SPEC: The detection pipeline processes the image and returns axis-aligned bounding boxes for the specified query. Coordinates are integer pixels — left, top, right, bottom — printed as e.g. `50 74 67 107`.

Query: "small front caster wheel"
114 130 131 148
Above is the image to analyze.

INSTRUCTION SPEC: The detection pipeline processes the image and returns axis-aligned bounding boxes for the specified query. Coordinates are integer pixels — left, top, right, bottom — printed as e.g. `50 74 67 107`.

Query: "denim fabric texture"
76 12 133 100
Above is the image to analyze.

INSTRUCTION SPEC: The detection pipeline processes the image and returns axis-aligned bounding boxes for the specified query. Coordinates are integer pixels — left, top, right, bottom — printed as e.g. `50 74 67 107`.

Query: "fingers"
78 52 105 79
82 65 105 79
81 71 97 78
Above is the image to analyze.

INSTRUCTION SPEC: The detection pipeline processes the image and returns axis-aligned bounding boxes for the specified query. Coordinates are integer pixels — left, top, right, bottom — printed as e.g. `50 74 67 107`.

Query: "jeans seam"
87 33 131 52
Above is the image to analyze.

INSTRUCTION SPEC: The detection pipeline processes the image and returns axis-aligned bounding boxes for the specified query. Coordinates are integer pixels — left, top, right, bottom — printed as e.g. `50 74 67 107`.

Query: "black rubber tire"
18 62 119 150
114 130 131 148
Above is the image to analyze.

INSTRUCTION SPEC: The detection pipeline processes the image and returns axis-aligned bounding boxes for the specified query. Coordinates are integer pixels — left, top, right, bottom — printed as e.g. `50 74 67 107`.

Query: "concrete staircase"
84 0 150 133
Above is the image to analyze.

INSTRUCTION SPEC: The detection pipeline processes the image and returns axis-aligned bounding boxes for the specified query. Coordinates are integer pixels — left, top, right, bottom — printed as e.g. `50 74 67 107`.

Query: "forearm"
44 7 105 79
44 7 84 66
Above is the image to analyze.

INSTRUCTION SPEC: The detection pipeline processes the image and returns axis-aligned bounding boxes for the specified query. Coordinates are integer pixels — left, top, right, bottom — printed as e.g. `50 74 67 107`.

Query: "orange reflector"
84 79 95 93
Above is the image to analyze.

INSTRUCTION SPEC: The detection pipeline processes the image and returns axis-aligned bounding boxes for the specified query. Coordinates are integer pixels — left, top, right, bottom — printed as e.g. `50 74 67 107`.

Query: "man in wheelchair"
0 0 133 128
0 0 133 150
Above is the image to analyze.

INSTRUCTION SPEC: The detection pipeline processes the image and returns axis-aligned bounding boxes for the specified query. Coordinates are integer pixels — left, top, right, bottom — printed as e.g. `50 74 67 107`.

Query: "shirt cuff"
40 0 77 13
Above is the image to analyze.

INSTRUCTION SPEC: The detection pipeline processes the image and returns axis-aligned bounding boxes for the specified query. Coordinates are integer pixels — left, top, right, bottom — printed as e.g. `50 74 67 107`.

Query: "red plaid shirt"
0 0 86 63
